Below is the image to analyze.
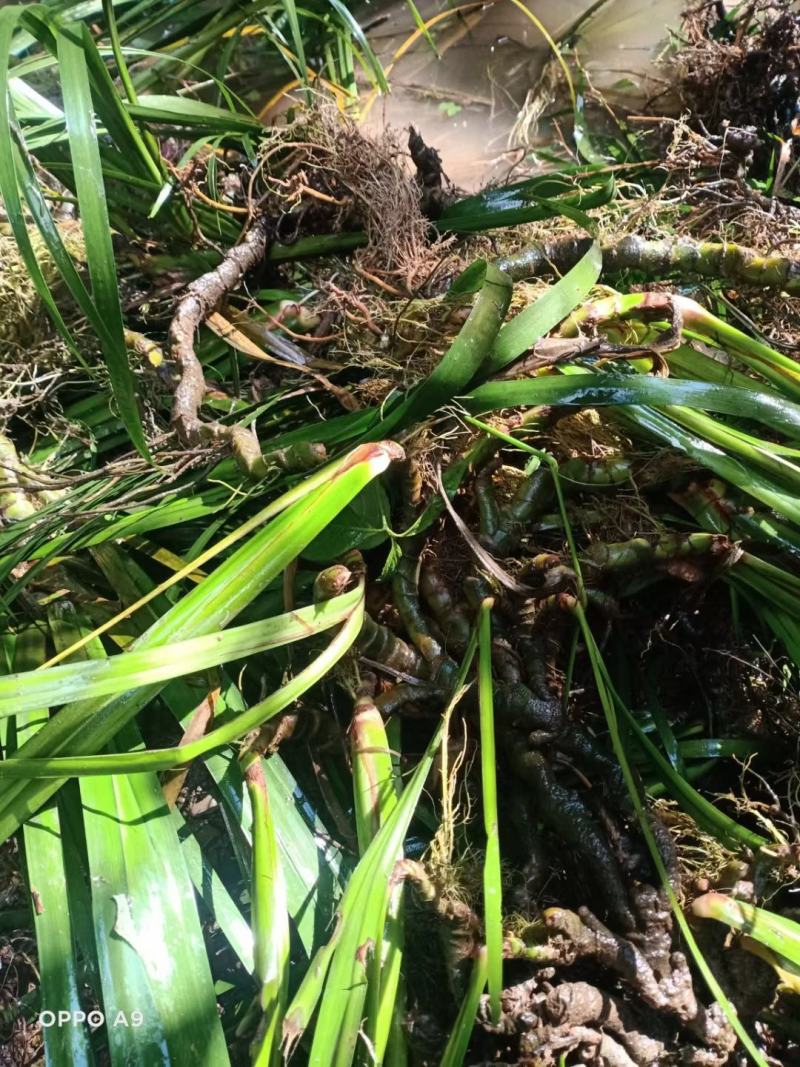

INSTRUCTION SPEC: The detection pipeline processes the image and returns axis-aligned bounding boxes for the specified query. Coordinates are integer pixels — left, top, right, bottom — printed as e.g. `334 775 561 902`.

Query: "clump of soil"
253 103 454 289
677 3 799 134
675 3 800 192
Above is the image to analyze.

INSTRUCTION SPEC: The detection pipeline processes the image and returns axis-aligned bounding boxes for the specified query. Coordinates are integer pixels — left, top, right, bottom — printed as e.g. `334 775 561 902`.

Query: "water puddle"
361 0 685 187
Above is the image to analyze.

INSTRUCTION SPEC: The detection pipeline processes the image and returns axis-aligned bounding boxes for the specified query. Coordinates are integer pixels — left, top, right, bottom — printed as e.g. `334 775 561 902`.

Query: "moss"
0 222 85 349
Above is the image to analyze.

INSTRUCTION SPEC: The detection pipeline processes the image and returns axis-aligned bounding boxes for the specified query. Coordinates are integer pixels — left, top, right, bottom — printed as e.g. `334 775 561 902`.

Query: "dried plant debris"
676 4 800 136
674 3 800 194
248 104 453 288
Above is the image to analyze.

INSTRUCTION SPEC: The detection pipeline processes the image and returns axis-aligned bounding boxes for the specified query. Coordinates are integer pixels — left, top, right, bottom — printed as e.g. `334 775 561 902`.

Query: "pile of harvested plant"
2 1 800 1065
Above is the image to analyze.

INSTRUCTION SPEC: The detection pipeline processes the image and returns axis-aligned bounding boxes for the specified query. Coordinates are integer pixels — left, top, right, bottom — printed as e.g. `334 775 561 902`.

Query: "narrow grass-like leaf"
37 443 390 669
48 604 230 1066
0 588 361 712
404 0 439 54
57 25 148 456
127 94 262 131
305 723 443 1066
437 173 614 232
477 598 502 1024
0 588 364 778
244 754 290 1067
301 639 478 1065
373 262 512 436
99 0 165 186
350 683 404 1061
324 0 389 92
88 535 345 962
0 442 402 841
351 685 399 851
173 804 255 972
577 609 771 1067
506 0 576 108
548 363 800 526
676 738 764 760
0 9 89 365
439 948 488 1067
486 241 602 373
282 931 340 1057
210 746 342 958
10 628 94 1067
279 0 309 96
465 372 800 435
88 546 301 977
614 687 767 850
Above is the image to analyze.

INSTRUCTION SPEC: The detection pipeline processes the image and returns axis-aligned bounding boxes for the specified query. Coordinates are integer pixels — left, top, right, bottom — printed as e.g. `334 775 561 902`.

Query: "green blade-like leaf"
305 722 442 1065
301 636 478 1065
279 0 308 93
56 24 148 457
0 586 364 778
439 948 488 1067
210 746 343 959
438 173 614 232
405 0 439 54
49 604 230 1066
127 93 262 132
87 546 320 970
173 803 255 973
0 8 88 365
0 588 362 712
487 241 602 373
478 599 502 1024
350 684 404 1061
465 371 800 436
245 755 290 1067
324 0 388 92
373 261 512 437
0 442 402 841
9 628 95 1067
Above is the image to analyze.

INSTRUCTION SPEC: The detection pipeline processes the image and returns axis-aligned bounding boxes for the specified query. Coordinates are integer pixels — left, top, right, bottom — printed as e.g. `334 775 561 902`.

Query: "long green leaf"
0 8 89 366
438 173 614 232
306 720 444 1067
245 755 290 1067
373 261 512 436
478 599 502 1024
577 608 771 1067
56 25 148 456
301 637 478 1065
350 684 404 1062
10 628 94 1067
0 588 361 712
439 948 487 1067
324 0 389 92
210 746 342 959
127 93 262 132
49 604 230 1067
0 442 402 841
692 893 800 991
279 0 308 95
486 241 602 373
93 534 346 961
465 372 800 435
0 587 364 778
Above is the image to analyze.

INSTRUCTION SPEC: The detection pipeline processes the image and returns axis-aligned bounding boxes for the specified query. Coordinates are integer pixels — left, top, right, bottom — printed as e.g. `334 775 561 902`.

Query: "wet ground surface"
361 0 685 187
